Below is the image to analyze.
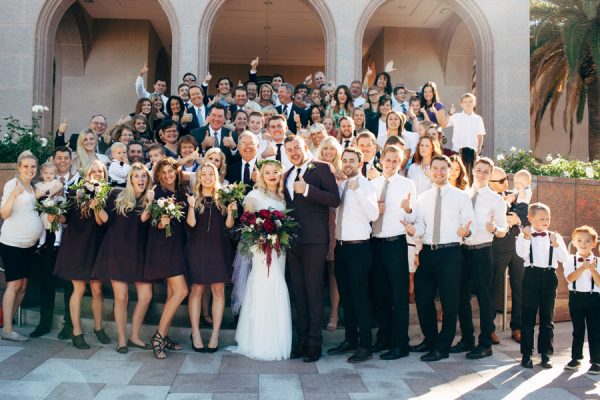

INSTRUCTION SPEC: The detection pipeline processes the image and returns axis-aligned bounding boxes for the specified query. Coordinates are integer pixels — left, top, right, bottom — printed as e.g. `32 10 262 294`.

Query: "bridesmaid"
54 160 110 349
92 163 155 353
144 157 189 359
186 162 237 353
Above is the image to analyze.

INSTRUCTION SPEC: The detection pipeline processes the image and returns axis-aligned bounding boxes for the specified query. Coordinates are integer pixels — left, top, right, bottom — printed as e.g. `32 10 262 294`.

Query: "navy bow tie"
532 232 547 237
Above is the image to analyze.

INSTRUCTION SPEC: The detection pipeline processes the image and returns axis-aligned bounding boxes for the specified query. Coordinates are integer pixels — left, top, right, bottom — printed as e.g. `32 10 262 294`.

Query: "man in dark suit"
186 85 209 131
276 83 307 133
229 87 248 115
283 134 341 362
54 114 110 152
190 103 238 164
225 131 258 193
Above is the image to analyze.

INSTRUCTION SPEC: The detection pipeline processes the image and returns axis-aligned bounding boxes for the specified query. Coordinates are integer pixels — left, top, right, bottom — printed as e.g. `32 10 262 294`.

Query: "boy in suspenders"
563 225 600 374
516 203 568 369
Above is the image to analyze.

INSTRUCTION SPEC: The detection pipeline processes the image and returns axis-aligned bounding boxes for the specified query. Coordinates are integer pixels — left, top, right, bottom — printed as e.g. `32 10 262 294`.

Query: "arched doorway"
356 0 494 154
33 0 179 133
199 0 335 87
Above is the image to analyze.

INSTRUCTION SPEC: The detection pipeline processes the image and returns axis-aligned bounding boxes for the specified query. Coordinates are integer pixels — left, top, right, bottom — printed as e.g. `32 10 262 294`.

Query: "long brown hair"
449 155 469 190
154 157 184 194
412 136 441 165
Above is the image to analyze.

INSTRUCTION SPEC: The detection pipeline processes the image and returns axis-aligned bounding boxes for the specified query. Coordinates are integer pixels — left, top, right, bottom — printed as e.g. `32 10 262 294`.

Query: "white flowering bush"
0 109 54 163
495 148 599 180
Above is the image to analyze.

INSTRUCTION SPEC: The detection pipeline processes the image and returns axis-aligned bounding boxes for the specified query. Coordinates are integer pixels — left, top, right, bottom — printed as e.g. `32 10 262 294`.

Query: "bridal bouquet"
70 178 111 217
148 196 185 238
34 192 71 233
216 182 248 217
237 209 299 275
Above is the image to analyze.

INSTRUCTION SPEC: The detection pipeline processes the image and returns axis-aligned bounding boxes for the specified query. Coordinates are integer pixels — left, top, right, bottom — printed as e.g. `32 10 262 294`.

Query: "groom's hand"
293 174 307 194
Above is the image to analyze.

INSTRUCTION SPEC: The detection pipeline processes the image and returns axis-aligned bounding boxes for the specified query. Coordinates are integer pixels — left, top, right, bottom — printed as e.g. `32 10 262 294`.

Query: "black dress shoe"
409 341 431 353
521 356 533 368
72 334 90 349
372 341 391 353
290 342 307 359
303 346 321 363
449 340 475 354
29 326 51 338
541 355 553 369
466 346 492 359
190 334 204 353
348 347 372 363
420 349 449 362
380 347 410 360
327 340 358 355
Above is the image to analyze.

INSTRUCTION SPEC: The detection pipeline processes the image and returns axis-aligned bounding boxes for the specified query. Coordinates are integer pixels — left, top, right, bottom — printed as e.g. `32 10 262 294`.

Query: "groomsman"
451 157 508 359
355 131 381 180
371 145 417 360
328 148 379 363
411 155 475 361
283 134 340 362
338 116 355 149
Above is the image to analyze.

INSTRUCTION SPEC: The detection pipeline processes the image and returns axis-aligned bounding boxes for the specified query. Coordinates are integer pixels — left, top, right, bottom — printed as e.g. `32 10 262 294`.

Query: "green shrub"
0 115 54 163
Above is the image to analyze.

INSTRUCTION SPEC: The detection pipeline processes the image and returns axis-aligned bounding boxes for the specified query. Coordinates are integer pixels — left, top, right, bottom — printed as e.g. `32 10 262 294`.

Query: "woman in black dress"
54 160 110 349
92 163 154 353
144 157 189 359
186 162 236 352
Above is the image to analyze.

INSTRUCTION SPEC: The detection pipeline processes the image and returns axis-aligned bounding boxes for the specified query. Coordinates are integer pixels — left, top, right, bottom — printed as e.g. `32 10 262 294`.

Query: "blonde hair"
514 169 532 184
16 150 38 185
110 142 127 155
115 163 152 216
84 159 108 181
204 147 227 183
572 225 598 245
316 136 343 176
192 162 225 214
75 129 99 172
528 202 551 217
255 161 285 200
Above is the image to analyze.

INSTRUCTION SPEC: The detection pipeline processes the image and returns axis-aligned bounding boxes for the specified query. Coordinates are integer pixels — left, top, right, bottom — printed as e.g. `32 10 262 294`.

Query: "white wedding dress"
232 189 292 360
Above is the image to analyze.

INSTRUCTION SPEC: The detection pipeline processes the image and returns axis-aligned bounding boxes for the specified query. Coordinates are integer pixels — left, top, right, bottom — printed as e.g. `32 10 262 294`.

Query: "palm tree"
530 0 600 160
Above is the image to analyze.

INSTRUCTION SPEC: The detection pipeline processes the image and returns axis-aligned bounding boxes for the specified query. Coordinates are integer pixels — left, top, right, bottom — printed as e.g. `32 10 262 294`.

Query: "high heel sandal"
190 334 205 353
164 336 182 351
151 331 167 359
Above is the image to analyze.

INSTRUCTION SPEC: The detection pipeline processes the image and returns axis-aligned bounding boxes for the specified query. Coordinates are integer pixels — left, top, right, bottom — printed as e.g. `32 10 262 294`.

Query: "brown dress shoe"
511 329 522 343
490 332 500 345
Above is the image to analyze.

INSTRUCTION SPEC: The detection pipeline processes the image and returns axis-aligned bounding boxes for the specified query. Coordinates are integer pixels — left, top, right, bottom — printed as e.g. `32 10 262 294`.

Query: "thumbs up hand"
59 118 68 134
139 63 148 76
293 173 308 194
250 57 259 70
457 220 472 238
522 226 532 240
550 232 559 248
293 111 302 127
449 104 456 115
11 180 24 198
181 109 192 124
222 131 236 149
146 185 156 202
401 192 412 213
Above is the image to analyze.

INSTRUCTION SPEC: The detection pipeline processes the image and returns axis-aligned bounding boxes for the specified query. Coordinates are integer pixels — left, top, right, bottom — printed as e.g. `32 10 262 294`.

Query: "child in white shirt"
108 142 131 187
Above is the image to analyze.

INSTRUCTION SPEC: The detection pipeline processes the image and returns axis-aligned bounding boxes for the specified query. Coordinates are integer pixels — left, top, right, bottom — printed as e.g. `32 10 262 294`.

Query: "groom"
284 134 341 362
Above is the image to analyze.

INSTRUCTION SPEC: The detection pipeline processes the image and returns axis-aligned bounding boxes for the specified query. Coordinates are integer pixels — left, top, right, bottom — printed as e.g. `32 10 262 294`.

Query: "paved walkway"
0 322 598 400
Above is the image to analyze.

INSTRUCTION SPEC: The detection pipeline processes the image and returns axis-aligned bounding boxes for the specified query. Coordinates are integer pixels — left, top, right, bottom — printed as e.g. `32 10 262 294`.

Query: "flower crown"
256 159 282 170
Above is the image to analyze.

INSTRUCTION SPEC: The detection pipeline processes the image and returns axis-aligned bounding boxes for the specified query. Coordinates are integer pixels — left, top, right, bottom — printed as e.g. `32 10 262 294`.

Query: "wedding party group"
1 59 598 376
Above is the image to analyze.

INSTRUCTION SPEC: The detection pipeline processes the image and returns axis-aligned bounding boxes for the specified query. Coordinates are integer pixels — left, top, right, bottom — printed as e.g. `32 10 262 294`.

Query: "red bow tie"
532 232 547 237
578 257 591 262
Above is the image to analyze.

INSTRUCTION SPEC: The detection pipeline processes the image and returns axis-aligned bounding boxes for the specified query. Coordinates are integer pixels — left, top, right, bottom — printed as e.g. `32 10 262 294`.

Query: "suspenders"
529 232 554 267
572 254 595 292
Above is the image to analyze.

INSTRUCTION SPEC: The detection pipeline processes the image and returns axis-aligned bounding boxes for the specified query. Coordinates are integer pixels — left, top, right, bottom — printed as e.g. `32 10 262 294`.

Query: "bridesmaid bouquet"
70 179 111 217
148 196 185 238
237 209 299 275
216 182 248 217
34 193 70 233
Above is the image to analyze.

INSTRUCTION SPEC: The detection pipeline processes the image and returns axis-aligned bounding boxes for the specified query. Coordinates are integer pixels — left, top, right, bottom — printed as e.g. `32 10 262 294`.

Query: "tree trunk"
588 73 600 161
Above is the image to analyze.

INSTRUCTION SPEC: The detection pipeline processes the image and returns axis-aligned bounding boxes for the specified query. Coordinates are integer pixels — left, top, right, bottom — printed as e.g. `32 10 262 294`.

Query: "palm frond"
563 18 591 74
591 22 600 71
582 0 600 18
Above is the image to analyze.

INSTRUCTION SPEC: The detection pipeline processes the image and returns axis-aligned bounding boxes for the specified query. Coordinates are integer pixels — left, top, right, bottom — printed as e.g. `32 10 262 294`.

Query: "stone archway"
198 0 336 83
355 0 495 152
33 0 181 133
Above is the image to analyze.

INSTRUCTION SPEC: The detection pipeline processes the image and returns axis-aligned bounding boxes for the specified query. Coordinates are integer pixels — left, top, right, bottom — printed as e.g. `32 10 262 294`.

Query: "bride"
232 160 292 360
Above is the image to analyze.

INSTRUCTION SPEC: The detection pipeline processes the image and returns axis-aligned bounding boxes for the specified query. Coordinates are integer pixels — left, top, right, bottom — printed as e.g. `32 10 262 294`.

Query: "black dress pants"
491 234 524 330
372 236 409 350
415 245 462 354
520 267 557 357
569 292 600 363
335 241 373 349
457 245 495 348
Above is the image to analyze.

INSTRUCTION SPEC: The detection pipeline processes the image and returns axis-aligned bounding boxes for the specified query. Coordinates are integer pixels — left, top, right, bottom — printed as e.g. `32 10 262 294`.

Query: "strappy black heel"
164 335 182 351
151 331 167 359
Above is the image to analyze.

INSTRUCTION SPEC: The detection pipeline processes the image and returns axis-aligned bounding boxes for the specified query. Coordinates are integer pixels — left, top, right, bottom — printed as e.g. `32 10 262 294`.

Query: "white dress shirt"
135 76 168 112
407 163 432 195
353 96 366 108
516 228 568 269
286 158 313 200
447 111 486 152
371 174 417 238
414 183 475 245
192 104 205 127
402 130 419 157
265 141 292 171
516 186 532 204
335 175 379 241
563 253 599 293
465 185 508 246
241 158 257 181
108 160 132 185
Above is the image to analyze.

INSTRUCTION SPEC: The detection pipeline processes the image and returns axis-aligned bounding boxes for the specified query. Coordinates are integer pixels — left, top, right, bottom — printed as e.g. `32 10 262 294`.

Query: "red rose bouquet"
237 208 299 275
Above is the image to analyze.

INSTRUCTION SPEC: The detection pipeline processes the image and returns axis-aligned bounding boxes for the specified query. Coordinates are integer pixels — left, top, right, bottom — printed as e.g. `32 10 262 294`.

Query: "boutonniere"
306 162 316 172
374 161 383 172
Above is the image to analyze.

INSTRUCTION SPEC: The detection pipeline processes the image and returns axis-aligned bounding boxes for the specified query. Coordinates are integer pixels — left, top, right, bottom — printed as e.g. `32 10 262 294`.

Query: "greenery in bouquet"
34 194 71 233
216 182 248 217
69 178 112 217
148 196 185 238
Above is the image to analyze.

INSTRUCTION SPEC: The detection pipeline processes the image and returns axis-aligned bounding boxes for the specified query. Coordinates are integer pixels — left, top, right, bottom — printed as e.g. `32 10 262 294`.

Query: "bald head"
489 167 508 193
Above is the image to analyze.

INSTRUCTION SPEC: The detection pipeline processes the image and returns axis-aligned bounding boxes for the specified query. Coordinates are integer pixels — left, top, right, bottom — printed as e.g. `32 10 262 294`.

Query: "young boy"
405 96 423 132
513 169 533 205
446 93 485 179
108 142 131 187
516 203 568 369
563 225 600 374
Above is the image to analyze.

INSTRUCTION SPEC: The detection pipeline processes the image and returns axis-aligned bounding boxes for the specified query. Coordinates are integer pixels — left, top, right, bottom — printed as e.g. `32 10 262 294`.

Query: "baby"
513 169 532 205
108 142 132 187
35 162 64 247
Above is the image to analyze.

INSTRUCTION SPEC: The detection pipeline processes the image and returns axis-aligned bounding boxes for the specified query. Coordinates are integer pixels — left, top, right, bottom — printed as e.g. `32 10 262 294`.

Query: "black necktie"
276 144 282 161
362 163 367 177
214 131 220 147
243 163 250 184
344 140 350 148
283 104 288 115
295 168 302 182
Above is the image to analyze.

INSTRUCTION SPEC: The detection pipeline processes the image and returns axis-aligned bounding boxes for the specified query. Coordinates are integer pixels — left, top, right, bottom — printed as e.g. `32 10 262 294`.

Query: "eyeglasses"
368 92 379 97
490 177 508 184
